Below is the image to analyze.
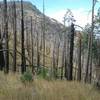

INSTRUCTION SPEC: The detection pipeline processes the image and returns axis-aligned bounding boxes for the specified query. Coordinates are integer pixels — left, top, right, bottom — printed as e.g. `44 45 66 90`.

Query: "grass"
0 72 100 100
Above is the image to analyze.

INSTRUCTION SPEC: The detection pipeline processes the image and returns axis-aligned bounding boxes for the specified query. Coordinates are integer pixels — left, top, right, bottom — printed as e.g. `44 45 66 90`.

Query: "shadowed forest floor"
0 72 100 100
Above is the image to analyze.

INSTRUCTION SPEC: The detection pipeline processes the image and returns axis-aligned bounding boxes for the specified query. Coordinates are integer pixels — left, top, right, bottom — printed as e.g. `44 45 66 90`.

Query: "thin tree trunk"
85 34 91 82
61 40 65 79
43 0 45 67
30 17 34 74
85 0 95 83
25 20 31 66
3 0 9 73
56 41 60 78
36 26 40 72
64 33 67 79
13 1 17 72
21 0 26 74
89 0 95 83
77 33 81 81
42 0 46 78
0 28 5 70
53 37 56 78
68 23 75 80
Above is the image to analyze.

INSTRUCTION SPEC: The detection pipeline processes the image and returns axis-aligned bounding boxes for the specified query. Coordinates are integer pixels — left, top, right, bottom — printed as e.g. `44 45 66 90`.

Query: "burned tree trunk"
21 0 26 74
30 17 34 74
3 0 9 73
68 23 75 80
37 30 40 72
13 1 17 72
0 29 5 70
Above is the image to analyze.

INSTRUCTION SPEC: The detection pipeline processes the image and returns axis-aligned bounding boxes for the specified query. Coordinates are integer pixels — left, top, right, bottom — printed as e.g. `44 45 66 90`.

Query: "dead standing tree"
25 18 31 66
12 1 17 72
61 35 65 79
77 32 82 81
3 0 9 73
62 10 75 80
43 0 45 68
36 26 40 72
21 0 26 74
52 36 56 78
63 16 68 79
56 38 60 78
61 23 67 79
68 23 75 80
30 16 34 74
85 0 95 83
0 28 5 70
89 0 96 83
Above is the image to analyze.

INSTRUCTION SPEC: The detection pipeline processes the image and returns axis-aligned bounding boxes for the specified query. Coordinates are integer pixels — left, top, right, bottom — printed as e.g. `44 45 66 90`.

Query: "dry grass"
0 72 100 100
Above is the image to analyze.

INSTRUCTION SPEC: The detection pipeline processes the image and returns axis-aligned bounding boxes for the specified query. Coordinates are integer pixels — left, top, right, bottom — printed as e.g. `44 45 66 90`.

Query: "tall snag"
0 28 5 70
13 1 17 72
77 32 82 81
3 0 9 73
30 16 34 74
68 23 75 80
21 0 26 74
85 0 95 83
61 38 65 79
53 36 56 78
89 0 95 83
43 0 45 68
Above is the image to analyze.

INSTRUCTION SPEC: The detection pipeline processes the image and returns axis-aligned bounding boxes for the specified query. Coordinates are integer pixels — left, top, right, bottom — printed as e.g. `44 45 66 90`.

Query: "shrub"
20 70 33 84
37 67 53 81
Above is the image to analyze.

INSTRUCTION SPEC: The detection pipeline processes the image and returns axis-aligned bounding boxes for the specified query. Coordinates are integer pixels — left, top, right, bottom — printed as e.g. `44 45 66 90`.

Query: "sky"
27 0 100 28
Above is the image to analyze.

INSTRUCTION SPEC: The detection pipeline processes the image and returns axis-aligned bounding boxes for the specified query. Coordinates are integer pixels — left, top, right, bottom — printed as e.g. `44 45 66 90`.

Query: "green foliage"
37 67 46 78
37 67 53 81
20 70 33 84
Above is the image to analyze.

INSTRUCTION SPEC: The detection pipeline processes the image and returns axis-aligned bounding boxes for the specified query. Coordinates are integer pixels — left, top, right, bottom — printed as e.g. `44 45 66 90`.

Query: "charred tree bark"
13 1 17 72
68 23 75 80
3 0 9 73
21 0 26 74
30 17 34 74
0 29 5 70
37 30 40 72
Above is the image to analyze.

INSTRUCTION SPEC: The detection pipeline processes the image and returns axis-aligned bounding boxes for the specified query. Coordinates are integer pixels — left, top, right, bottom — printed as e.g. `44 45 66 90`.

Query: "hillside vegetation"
0 72 100 100
0 0 100 100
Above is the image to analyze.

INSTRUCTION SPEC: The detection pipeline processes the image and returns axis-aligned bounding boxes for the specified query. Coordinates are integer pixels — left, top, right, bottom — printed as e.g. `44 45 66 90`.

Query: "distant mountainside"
0 1 64 66
0 1 64 43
